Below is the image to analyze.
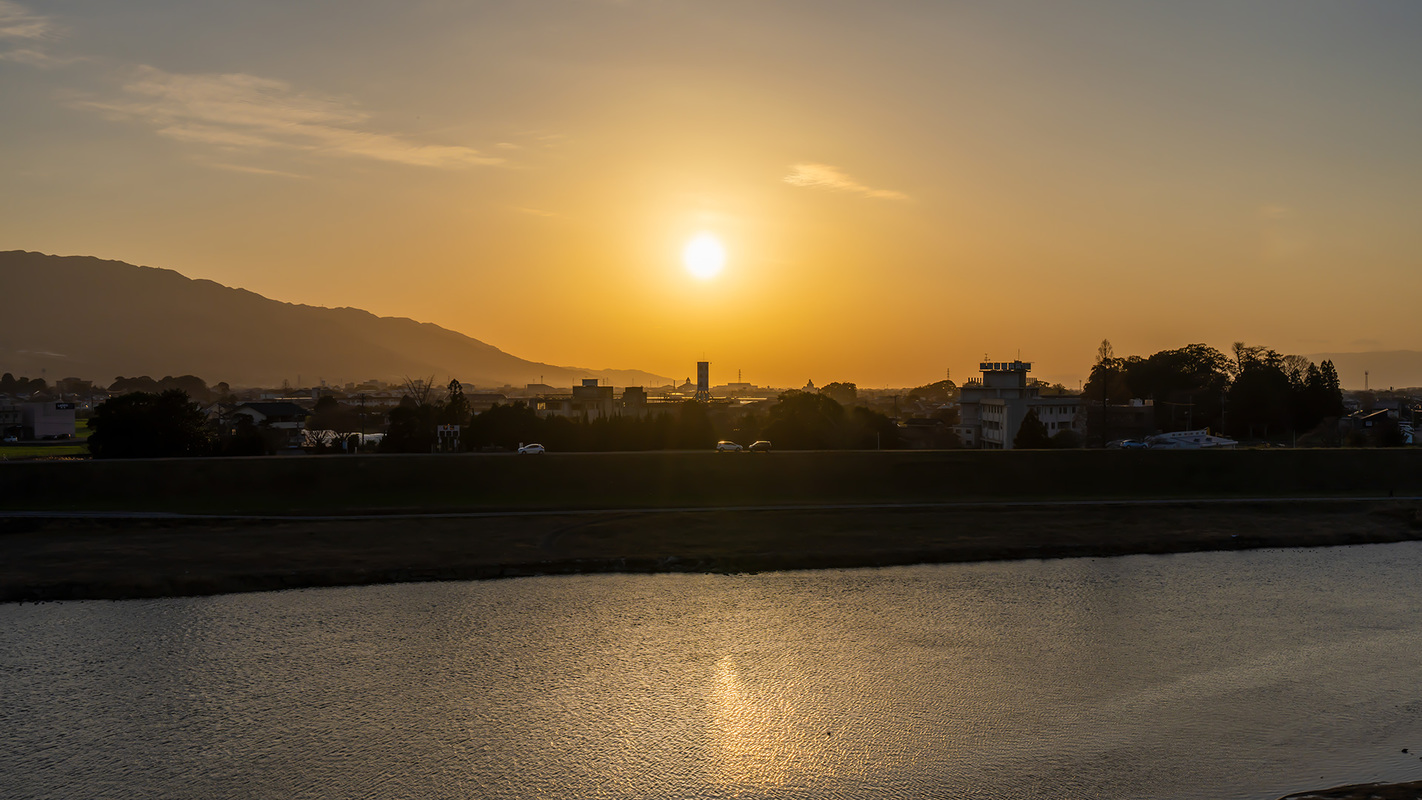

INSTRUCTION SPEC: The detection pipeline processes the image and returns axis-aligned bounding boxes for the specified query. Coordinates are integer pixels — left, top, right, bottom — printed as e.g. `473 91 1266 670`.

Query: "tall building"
956 360 1084 449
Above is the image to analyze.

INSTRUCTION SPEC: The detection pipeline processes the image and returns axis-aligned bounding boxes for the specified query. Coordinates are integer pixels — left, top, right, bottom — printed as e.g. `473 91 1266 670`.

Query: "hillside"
0 251 670 389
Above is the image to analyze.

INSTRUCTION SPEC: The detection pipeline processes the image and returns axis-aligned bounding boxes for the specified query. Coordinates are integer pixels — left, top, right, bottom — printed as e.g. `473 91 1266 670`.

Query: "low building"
536 379 617 420
620 386 648 417
467 393 508 413
0 404 22 438
17 401 77 439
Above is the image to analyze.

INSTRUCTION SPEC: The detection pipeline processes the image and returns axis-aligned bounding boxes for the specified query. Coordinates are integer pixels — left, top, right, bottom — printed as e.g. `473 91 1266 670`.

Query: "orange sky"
3 1 1420 387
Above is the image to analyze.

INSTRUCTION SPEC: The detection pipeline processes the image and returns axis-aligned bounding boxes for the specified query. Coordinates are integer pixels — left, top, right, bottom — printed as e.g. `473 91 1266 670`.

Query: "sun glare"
683 234 726 280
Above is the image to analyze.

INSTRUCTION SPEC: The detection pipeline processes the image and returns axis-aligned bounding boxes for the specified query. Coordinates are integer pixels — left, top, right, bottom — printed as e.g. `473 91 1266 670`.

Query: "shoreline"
4 498 1419 603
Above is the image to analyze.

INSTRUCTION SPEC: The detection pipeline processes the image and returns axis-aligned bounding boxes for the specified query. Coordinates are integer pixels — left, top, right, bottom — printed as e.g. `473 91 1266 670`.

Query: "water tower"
694 361 710 402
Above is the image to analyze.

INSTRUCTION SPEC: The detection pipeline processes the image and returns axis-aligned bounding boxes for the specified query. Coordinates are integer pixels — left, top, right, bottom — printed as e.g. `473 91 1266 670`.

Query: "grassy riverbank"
3 498 1420 603
4 448 1422 514
3 449 1421 603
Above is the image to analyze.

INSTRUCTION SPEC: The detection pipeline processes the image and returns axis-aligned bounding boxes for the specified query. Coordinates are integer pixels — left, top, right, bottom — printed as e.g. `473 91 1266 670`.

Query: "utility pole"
1101 368 1109 448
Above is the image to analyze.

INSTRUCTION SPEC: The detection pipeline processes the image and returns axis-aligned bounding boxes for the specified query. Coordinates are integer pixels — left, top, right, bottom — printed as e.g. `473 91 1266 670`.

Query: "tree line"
375 379 901 453
82 378 906 458
1084 340 1346 443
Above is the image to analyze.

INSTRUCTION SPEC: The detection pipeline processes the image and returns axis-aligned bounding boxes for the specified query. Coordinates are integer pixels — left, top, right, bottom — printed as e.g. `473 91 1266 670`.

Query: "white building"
957 360 1084 449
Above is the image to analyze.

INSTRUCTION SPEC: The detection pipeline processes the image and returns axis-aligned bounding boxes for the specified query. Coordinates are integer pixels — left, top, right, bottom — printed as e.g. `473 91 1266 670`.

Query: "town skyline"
4 1 1420 388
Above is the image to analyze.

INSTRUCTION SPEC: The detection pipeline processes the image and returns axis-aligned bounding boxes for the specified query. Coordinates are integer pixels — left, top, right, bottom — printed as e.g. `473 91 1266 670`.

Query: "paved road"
3 495 1418 523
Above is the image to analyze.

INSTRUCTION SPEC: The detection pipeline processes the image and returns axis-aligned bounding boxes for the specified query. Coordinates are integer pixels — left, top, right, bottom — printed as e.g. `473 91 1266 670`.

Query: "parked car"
747 440 772 452
1109 439 1148 449
517 443 546 454
2 436 17 443
715 441 743 452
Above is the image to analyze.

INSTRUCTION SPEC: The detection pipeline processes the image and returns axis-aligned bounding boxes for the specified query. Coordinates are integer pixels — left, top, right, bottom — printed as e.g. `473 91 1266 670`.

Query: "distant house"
467 393 508 413
231 401 309 449
231 401 309 428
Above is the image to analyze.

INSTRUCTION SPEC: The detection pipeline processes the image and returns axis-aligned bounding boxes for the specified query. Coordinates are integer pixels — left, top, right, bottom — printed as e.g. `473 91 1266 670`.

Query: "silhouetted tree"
0 373 49 396
1083 340 1137 406
88 389 215 458
764 390 846 449
383 395 439 452
465 402 543 451
670 400 715 449
307 395 362 434
441 379 471 426
820 382 858 406
907 379 959 404
1013 409 1053 449
1123 344 1231 433
159 375 211 402
220 414 268 456
109 376 161 394
1226 358 1291 440
847 405 900 449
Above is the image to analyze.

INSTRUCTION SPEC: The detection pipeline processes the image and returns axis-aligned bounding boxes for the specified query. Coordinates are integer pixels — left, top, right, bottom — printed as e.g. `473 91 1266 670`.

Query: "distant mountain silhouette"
1304 350 1422 391
1 251 672 389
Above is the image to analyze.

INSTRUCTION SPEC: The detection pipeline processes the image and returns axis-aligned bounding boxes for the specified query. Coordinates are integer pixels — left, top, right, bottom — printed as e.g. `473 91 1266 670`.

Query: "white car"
517 443 546 454
715 441 743 452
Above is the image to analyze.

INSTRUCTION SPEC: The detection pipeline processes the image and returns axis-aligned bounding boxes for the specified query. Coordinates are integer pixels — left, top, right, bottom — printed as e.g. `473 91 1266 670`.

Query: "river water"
4 543 1422 800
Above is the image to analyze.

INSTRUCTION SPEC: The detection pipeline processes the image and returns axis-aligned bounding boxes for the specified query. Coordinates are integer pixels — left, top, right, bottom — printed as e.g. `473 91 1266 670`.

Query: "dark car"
747 440 772 452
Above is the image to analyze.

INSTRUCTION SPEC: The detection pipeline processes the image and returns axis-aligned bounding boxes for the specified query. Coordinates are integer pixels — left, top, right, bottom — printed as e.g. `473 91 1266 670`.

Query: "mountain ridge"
1 250 671 389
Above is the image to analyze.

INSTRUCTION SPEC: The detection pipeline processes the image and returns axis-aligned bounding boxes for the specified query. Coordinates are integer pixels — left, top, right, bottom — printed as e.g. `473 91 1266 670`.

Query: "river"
4 543 1422 799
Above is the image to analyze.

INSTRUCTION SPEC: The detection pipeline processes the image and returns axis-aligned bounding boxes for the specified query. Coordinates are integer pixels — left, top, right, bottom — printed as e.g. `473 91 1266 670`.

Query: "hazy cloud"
784 163 908 201
1257 203 1310 261
77 66 504 170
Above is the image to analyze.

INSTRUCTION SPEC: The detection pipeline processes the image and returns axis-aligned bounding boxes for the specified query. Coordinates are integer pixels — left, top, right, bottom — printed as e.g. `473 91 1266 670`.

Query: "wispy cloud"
783 163 908 201
0 1 50 40
76 66 504 170
201 161 310 179
0 46 82 67
0 1 77 67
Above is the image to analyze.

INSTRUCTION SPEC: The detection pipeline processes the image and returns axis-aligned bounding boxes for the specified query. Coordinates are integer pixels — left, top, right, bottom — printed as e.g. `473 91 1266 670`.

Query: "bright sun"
682 234 726 279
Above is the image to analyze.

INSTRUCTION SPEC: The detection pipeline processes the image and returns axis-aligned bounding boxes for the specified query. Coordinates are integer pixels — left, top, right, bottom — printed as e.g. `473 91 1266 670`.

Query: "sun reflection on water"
707 653 839 792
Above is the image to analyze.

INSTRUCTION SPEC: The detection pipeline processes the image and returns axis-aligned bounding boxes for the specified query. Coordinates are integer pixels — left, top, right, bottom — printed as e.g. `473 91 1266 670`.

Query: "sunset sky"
3 1 1420 388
